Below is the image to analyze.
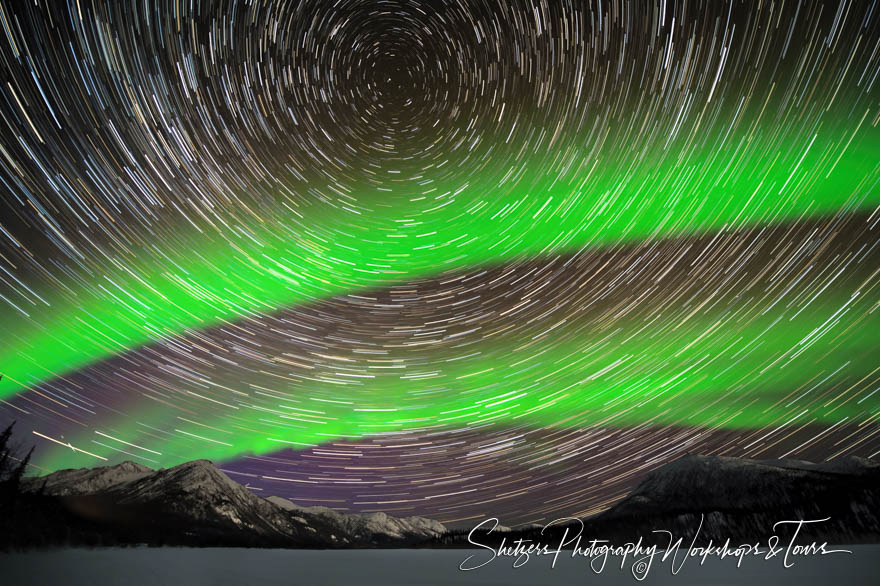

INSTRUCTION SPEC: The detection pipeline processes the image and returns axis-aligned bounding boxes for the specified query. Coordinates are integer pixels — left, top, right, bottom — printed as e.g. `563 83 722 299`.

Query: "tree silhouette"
0 420 33 509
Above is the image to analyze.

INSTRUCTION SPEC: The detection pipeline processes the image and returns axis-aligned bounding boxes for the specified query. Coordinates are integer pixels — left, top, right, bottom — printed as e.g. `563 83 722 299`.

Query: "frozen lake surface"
2 545 878 585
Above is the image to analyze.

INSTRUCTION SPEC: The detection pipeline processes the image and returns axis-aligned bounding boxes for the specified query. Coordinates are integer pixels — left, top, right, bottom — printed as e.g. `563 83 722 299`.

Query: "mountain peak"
22 457 448 547
22 460 154 496
120 458 246 502
115 460 154 472
603 453 880 520
170 459 215 469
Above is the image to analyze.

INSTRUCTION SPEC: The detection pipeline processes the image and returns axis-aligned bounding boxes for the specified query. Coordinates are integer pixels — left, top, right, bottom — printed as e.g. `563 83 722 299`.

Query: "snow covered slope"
23 459 445 547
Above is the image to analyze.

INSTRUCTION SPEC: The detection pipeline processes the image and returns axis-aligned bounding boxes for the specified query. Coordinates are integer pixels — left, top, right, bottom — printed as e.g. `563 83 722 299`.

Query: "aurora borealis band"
0 0 879 526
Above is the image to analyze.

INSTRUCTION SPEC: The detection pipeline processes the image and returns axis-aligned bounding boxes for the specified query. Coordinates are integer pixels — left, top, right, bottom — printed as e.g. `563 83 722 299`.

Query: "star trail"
1 0 879 526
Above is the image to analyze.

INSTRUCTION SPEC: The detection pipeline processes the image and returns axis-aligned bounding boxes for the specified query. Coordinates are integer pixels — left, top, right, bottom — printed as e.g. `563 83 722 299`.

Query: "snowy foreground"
2 545 879 586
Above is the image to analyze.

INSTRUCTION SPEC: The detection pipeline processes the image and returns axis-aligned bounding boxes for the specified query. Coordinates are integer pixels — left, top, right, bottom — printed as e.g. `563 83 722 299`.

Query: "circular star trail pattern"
0 0 879 525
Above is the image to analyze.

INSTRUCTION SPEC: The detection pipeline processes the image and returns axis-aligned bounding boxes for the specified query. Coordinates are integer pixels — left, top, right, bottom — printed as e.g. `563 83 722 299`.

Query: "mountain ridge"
18 458 446 549
435 453 880 547
12 453 880 550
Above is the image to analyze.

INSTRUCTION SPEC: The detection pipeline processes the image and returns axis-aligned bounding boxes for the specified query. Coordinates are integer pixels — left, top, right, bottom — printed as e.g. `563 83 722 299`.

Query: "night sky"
1 0 879 527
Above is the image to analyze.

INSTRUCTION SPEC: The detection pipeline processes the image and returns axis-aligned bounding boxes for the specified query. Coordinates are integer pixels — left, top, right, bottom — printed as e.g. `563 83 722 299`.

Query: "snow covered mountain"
606 453 880 518
22 459 445 548
584 453 880 544
21 460 152 496
439 454 880 547
266 495 446 544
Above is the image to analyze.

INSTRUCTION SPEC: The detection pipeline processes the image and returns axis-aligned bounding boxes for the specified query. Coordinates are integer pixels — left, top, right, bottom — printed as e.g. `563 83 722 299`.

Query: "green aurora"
3 122 878 413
